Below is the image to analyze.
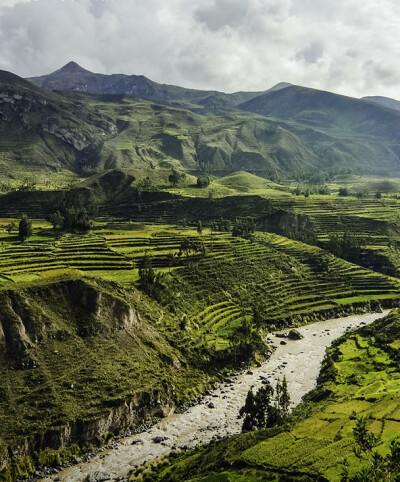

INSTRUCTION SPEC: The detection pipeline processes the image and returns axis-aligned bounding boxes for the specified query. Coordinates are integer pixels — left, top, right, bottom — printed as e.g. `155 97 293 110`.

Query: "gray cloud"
296 41 324 64
194 0 249 31
0 0 399 99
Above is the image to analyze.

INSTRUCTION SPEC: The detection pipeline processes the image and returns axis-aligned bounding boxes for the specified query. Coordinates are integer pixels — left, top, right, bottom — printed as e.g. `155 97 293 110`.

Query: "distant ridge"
27 62 264 105
362 95 400 112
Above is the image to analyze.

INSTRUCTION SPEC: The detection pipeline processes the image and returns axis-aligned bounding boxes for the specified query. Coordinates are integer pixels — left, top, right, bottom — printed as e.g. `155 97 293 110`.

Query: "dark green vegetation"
146 309 400 481
240 377 290 432
1 215 400 479
342 416 400 481
18 215 32 241
1 219 399 350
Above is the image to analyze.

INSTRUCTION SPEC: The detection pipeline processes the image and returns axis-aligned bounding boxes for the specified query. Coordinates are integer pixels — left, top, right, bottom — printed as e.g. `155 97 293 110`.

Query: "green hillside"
147 309 400 481
218 171 287 192
5 63 400 482
3 219 400 479
3 67 400 180
239 85 400 174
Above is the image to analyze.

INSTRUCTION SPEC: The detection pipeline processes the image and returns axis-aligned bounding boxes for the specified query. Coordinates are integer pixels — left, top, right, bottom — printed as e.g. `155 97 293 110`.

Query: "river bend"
42 311 388 482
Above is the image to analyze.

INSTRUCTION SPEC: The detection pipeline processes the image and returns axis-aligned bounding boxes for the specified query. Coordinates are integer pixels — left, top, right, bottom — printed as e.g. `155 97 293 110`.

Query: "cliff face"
0 277 196 476
6 390 174 464
0 279 138 368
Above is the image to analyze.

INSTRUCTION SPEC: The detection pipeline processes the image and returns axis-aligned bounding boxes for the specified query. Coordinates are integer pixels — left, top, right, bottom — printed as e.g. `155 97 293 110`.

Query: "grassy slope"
240 86 400 174
166 171 291 199
0 215 399 479
149 309 400 481
161 180 400 279
0 275 216 480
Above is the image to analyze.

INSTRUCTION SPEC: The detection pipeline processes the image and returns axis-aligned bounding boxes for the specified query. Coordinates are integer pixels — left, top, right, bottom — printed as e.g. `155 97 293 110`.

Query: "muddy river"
42 311 388 481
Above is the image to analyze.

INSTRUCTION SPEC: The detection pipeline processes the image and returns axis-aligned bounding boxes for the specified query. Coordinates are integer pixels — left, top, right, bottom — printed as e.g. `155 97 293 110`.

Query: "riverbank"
40 311 388 482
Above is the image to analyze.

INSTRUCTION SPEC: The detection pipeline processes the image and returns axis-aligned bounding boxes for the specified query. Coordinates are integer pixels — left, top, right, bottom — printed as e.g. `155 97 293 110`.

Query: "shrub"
18 214 32 241
196 176 211 188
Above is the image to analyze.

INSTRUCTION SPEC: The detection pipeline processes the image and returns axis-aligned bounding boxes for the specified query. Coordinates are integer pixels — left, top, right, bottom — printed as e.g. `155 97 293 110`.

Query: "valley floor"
42 312 386 482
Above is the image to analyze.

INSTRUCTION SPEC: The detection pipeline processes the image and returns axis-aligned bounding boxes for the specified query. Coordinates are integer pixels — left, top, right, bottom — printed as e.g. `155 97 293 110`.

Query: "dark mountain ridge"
28 61 263 105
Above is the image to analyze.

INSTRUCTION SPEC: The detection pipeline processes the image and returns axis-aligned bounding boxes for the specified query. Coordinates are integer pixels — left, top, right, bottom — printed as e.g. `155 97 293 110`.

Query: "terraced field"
1 222 399 352
0 228 133 285
277 195 399 245
171 231 400 350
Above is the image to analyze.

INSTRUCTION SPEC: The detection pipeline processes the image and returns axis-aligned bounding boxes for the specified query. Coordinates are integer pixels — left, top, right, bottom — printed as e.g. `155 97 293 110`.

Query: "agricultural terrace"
1 220 399 352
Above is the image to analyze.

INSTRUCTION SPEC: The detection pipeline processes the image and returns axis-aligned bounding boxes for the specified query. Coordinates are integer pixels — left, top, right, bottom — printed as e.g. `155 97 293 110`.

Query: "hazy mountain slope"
362 95 400 112
239 85 400 174
28 62 262 105
91 96 318 175
0 71 318 178
240 85 400 138
0 69 117 176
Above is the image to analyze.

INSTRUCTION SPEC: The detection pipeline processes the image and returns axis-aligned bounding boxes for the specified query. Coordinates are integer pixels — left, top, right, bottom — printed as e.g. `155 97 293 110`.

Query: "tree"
342 416 400 481
339 187 349 197
276 376 290 418
62 207 91 233
327 229 362 262
251 302 266 330
48 211 64 230
294 185 302 196
196 176 210 188
197 220 203 235
356 188 369 199
138 254 157 295
18 214 32 241
240 385 282 431
178 238 205 257
138 254 171 303
169 170 186 187
228 315 264 362
232 218 256 238
375 191 382 199
75 208 91 233
6 220 17 234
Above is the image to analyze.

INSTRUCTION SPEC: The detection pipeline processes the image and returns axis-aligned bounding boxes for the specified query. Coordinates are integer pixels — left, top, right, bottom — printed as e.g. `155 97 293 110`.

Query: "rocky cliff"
0 277 203 479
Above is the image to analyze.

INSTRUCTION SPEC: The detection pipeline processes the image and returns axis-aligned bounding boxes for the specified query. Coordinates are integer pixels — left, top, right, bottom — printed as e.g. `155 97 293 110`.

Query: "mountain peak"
267 82 292 93
58 61 87 74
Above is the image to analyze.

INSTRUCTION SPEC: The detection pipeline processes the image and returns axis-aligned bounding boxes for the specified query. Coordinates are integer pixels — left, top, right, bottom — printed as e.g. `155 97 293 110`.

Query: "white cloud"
0 0 399 99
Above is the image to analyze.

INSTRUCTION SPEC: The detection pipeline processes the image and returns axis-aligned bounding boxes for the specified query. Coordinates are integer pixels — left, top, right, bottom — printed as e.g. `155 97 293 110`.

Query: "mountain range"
1 62 400 179
28 61 266 106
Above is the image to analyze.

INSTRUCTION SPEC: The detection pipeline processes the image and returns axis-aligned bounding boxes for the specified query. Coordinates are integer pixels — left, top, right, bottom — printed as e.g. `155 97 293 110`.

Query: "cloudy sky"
0 0 399 98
